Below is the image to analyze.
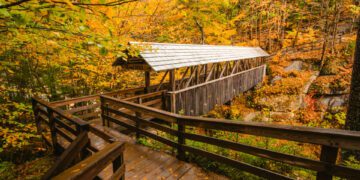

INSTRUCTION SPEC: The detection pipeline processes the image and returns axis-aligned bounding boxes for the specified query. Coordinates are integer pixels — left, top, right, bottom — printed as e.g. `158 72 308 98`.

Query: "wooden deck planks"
86 123 228 180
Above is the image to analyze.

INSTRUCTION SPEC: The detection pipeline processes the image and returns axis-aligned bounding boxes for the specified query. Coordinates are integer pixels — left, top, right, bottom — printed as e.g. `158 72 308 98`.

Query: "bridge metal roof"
114 42 269 72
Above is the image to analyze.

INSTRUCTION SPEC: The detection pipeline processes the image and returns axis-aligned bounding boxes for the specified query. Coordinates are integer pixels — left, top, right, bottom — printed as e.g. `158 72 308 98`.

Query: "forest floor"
0 155 54 180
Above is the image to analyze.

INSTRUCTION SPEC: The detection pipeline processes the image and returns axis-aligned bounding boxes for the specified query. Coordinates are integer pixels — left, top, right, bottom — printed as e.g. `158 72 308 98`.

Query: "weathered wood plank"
180 116 360 150
183 145 292 180
104 114 178 148
102 95 177 123
103 106 177 136
182 132 360 178
43 131 90 179
171 65 265 115
53 141 125 180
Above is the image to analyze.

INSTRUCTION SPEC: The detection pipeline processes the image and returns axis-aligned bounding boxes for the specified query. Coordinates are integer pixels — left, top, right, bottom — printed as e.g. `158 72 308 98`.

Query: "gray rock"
271 61 304 84
318 95 349 111
303 71 320 94
257 95 303 112
270 75 282 84
243 112 261 121
284 61 303 72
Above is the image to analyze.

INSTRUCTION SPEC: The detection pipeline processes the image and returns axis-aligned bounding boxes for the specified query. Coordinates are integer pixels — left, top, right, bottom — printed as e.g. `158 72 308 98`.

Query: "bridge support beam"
169 70 176 113
145 71 150 93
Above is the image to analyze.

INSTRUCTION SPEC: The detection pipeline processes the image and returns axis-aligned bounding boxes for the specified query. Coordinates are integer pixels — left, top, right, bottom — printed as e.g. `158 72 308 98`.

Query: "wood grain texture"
171 65 265 115
89 124 228 180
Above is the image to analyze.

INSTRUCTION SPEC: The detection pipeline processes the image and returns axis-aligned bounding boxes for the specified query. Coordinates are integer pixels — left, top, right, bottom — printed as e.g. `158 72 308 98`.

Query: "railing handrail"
101 94 360 149
52 141 125 180
50 86 147 107
42 131 90 179
121 90 166 101
100 94 360 179
32 97 89 127
101 95 178 122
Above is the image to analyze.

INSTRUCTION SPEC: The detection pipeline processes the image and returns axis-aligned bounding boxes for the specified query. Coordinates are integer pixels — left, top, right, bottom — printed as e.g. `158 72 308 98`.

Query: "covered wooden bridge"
31 42 360 180
113 42 269 116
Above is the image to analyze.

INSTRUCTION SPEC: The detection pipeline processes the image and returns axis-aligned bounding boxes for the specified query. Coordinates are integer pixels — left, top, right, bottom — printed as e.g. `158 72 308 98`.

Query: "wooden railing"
100 95 360 180
32 97 125 179
32 97 91 154
50 87 149 121
53 141 125 180
48 85 169 122
120 90 166 109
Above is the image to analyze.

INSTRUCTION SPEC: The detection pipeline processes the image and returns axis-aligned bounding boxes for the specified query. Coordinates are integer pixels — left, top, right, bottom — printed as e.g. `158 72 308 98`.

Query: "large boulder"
271 61 303 84
317 95 349 111
255 95 303 112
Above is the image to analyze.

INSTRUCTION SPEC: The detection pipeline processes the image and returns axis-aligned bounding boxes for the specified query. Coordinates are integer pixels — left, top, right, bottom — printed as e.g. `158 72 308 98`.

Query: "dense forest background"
1 0 360 179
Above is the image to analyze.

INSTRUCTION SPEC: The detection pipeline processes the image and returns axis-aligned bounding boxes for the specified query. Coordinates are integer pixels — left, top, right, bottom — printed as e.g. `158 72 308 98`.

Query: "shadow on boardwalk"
90 123 228 180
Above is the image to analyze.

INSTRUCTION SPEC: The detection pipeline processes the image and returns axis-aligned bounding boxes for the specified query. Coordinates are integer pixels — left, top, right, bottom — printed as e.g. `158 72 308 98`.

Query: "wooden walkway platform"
89 123 227 180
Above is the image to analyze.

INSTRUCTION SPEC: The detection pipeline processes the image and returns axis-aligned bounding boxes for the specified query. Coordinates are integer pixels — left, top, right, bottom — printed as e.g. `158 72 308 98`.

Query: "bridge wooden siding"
169 65 265 115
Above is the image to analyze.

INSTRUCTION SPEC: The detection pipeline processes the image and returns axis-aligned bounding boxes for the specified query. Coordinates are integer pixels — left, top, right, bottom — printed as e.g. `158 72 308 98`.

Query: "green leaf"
13 13 27 25
0 9 11 17
99 47 108 56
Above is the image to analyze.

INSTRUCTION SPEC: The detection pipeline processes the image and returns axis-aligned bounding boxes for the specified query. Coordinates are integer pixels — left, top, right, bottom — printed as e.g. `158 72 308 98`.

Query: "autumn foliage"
1 0 360 178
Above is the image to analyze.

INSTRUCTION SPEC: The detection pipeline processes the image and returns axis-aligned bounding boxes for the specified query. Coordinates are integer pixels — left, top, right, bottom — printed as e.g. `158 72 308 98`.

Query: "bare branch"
0 0 31 9
52 0 137 7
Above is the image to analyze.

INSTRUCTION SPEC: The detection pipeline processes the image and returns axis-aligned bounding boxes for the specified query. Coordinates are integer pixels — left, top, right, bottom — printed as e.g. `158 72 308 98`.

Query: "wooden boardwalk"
89 123 227 180
33 92 360 179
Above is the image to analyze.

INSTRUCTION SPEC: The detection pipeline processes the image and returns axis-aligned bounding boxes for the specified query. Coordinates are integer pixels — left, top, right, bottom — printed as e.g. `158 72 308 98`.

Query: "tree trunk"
280 0 286 48
257 11 262 47
320 1 329 71
331 1 340 54
346 20 360 131
194 17 205 44
292 19 301 48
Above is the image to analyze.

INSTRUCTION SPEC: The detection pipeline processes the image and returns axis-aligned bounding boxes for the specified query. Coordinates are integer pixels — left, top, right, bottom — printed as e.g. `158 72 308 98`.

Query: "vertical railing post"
76 123 90 161
100 96 106 126
161 91 166 111
113 153 124 180
177 117 185 161
48 109 60 155
170 93 176 113
31 98 41 134
106 103 110 127
135 97 142 140
316 145 338 180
